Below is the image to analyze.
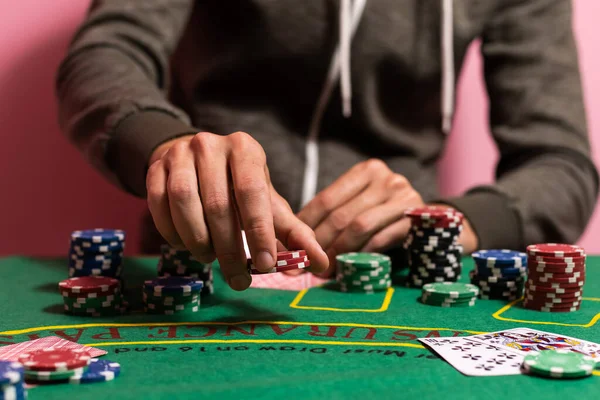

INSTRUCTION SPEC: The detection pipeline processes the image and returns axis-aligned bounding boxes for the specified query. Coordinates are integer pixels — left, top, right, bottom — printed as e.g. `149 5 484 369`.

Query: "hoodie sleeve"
56 0 199 197
440 0 599 250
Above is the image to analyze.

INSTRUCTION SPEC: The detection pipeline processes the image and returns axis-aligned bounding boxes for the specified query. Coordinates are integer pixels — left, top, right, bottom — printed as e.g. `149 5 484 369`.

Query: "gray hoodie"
56 0 598 251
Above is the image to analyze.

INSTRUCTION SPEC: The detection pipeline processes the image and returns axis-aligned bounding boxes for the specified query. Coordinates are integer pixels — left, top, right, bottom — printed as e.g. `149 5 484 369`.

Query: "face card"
468 328 600 358
419 337 524 376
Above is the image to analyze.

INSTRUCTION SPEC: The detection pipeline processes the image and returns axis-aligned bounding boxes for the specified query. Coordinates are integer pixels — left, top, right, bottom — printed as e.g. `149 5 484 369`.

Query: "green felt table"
0 255 599 400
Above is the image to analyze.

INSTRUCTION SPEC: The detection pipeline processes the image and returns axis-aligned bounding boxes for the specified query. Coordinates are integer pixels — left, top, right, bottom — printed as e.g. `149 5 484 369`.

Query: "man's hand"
297 159 478 277
146 131 329 290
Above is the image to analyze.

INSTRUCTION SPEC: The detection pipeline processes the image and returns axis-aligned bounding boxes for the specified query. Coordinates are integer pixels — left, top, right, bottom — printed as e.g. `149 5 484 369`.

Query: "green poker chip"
522 350 596 379
25 367 87 381
421 292 476 304
336 252 391 269
422 282 479 298
420 295 476 308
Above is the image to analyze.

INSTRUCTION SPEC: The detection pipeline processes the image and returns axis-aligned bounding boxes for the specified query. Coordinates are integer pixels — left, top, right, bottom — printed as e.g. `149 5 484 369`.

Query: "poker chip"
0 361 24 385
528 255 586 264
68 229 126 283
59 276 119 294
0 383 26 400
245 250 312 274
420 282 478 307
71 229 125 244
524 245 586 312
472 249 527 266
336 252 391 268
403 206 464 287
522 350 595 378
469 249 526 302
24 367 86 381
272 250 307 261
248 260 311 274
69 359 121 384
144 269 204 314
336 252 392 293
157 245 214 296
526 243 585 258
144 277 204 295
18 349 91 372
422 282 479 298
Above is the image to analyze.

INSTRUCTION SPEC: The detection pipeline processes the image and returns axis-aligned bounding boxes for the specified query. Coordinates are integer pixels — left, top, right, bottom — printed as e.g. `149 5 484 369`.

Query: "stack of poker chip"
335 252 392 294
420 282 479 307
523 243 586 313
247 250 310 275
59 277 127 317
158 245 214 296
68 229 125 280
0 361 26 400
19 348 91 384
403 206 464 288
521 350 596 379
470 249 527 301
143 277 203 315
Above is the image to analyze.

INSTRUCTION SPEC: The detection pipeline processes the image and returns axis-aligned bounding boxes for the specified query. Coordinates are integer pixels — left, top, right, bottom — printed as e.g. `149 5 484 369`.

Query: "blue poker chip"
471 249 527 266
71 241 125 255
0 361 23 385
0 383 26 400
69 255 123 270
474 267 526 280
71 229 125 244
69 358 120 384
143 277 204 295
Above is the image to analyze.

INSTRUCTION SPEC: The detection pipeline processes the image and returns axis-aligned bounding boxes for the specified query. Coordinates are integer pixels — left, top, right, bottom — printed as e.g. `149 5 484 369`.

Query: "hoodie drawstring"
300 0 454 207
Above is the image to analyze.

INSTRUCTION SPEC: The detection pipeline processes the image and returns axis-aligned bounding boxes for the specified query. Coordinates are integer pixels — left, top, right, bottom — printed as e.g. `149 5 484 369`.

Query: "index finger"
271 191 329 273
230 136 277 272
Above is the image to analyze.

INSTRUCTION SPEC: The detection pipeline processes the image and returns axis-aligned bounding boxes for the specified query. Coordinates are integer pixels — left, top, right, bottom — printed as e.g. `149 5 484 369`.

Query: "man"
56 0 598 292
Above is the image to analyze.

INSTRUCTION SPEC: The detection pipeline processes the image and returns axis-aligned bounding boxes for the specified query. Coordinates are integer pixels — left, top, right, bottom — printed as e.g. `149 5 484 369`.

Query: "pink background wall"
0 1 598 256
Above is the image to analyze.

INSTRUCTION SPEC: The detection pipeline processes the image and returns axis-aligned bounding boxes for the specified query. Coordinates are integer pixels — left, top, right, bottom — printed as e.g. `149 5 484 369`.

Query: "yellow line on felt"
81 339 425 349
493 297 600 328
0 320 485 336
289 287 394 312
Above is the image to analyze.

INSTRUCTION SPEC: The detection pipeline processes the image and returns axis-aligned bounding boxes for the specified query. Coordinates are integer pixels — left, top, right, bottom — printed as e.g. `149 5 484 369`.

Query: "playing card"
468 328 600 359
0 336 106 361
419 336 524 376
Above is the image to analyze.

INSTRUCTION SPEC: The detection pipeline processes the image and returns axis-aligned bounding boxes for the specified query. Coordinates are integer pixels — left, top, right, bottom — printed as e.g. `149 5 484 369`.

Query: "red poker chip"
523 297 582 307
412 218 464 229
527 261 585 273
528 255 586 264
248 260 311 275
404 206 464 221
523 294 582 307
247 255 308 268
528 259 585 267
523 305 581 313
18 348 91 372
525 294 582 304
525 283 584 294
537 289 583 299
526 243 585 258
60 287 120 299
58 277 119 294
527 270 584 281
533 275 585 285
526 279 584 289
275 250 307 261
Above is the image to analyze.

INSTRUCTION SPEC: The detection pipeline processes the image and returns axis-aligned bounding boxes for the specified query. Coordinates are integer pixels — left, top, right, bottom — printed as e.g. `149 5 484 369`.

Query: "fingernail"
229 274 251 291
256 251 274 270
